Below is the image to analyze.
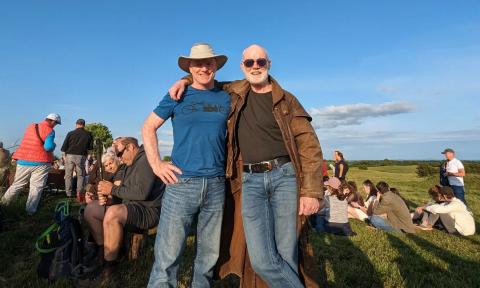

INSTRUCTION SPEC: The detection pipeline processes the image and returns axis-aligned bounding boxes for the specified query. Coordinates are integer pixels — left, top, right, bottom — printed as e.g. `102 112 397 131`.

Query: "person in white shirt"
442 148 467 205
413 185 446 228
422 186 475 236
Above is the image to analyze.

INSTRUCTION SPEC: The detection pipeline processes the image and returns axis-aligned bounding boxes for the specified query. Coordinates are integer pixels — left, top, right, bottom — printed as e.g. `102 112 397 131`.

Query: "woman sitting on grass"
370 181 416 233
412 185 445 227
349 179 378 221
417 186 475 236
347 181 369 221
315 177 356 236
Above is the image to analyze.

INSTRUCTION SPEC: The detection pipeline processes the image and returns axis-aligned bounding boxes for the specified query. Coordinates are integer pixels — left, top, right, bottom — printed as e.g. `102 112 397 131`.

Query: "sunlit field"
1 165 479 287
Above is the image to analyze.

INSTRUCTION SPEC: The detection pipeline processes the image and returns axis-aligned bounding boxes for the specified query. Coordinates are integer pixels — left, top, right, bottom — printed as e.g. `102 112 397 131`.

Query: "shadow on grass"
314 232 383 288
407 234 480 287
387 233 479 288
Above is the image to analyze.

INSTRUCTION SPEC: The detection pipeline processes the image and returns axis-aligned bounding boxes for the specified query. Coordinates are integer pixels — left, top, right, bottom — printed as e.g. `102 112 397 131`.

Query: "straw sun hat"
178 43 228 73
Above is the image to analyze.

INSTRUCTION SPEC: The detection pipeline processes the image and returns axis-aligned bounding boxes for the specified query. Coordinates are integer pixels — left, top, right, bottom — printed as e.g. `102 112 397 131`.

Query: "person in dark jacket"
0 141 11 189
85 137 164 283
61 118 93 201
334 150 349 180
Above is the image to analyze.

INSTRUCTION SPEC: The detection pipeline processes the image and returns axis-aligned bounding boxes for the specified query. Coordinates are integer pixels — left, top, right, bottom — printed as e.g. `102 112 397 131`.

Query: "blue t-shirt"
153 86 230 177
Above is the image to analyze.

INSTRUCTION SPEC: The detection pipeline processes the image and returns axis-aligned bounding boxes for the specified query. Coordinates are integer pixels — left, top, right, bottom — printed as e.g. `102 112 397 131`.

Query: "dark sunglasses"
243 58 268 68
116 147 127 158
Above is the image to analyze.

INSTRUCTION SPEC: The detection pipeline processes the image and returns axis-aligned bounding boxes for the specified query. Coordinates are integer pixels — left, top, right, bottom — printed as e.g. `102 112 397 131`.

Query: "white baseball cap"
46 113 61 124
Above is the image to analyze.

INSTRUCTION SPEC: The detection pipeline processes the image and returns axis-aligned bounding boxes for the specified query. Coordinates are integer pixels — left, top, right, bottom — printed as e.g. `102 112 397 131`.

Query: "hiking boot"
75 260 117 288
98 260 118 287
83 242 100 264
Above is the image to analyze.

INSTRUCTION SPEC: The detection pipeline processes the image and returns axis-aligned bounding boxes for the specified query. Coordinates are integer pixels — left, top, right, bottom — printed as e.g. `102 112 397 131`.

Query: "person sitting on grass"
349 179 378 221
83 137 165 285
370 181 416 233
417 186 475 236
411 185 445 227
315 177 356 236
346 180 368 221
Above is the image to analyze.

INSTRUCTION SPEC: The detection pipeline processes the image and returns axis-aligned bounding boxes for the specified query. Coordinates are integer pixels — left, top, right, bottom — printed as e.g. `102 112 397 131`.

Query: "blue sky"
1 1 479 160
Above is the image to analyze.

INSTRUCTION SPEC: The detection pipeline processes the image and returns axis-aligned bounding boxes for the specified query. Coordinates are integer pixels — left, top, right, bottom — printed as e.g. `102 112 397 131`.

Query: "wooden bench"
125 226 158 260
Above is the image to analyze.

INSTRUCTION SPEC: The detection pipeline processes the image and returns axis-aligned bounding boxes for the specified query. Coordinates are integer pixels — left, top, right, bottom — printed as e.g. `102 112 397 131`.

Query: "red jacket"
13 121 54 163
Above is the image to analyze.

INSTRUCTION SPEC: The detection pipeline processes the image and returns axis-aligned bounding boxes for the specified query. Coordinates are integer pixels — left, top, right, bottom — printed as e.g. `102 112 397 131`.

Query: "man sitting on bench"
84 137 164 284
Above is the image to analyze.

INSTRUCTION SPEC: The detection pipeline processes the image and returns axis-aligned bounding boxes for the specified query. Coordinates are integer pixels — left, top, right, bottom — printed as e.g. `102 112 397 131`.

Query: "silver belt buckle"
261 161 273 171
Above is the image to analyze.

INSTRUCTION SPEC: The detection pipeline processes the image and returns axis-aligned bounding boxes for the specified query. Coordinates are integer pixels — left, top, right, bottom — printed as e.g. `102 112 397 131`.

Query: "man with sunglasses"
143 43 230 287
84 137 164 284
168 44 323 287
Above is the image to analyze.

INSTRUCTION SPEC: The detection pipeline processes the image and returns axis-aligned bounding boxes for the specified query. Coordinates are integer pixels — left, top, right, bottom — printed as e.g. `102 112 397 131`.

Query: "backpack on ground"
35 200 85 281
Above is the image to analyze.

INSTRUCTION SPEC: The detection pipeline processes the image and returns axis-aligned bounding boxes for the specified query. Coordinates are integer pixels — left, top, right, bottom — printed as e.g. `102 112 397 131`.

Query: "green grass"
1 165 479 287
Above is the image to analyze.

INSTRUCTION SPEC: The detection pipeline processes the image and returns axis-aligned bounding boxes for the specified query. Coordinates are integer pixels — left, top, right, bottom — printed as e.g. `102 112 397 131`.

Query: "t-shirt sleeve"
457 160 465 170
44 130 56 152
153 93 176 120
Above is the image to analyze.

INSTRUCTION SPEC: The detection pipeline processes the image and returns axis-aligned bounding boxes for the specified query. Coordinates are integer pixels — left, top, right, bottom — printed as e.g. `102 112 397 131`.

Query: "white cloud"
309 101 414 129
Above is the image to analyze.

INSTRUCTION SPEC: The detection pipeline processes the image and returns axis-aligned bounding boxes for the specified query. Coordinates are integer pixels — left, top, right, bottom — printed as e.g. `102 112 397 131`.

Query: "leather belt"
243 156 291 173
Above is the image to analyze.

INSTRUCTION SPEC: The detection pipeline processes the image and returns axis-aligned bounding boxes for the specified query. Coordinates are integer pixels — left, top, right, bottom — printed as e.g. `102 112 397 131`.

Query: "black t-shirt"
61 128 93 156
334 159 349 180
237 90 289 163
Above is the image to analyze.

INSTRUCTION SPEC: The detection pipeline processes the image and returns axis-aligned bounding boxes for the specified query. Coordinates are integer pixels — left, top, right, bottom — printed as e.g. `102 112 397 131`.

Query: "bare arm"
169 75 234 101
142 112 182 184
338 163 344 178
449 168 465 177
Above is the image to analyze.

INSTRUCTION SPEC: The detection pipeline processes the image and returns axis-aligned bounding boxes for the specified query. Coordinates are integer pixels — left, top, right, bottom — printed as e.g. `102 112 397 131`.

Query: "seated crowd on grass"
311 176 475 237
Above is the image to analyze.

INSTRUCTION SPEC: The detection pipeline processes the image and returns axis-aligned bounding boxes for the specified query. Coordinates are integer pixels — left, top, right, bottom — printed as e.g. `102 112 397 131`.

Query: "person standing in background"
61 118 93 203
334 150 349 180
0 142 11 190
442 148 467 205
1 113 61 215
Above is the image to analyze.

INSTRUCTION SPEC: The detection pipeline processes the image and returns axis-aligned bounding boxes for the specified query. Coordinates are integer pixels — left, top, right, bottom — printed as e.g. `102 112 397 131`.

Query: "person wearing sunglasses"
168 44 323 288
143 43 230 288
83 137 164 285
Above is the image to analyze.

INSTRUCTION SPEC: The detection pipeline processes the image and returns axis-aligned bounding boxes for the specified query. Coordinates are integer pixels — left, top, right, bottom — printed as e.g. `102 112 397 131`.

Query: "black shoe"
75 260 117 288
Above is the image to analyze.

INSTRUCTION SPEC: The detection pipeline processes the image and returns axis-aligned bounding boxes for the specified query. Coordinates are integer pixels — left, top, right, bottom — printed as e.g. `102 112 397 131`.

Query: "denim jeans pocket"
281 162 296 176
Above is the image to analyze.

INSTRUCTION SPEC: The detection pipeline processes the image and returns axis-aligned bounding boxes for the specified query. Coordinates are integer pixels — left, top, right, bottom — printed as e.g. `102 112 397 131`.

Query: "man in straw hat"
168 44 324 288
1 113 61 215
143 43 230 287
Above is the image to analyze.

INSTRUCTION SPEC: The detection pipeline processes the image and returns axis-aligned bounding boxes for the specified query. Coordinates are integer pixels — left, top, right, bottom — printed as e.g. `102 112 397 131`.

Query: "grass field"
1 165 479 288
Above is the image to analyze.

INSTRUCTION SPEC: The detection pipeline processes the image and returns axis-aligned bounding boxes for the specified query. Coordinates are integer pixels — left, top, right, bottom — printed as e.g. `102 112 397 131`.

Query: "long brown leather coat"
215 76 324 287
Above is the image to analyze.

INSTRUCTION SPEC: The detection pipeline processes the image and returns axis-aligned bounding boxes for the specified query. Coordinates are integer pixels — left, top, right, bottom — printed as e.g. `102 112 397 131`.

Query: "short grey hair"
101 147 119 164
242 44 270 61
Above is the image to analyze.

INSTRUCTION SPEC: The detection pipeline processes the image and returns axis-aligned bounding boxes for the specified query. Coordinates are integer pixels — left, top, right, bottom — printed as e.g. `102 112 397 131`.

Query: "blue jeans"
313 215 355 236
370 215 401 233
451 185 466 205
241 162 304 288
148 176 225 288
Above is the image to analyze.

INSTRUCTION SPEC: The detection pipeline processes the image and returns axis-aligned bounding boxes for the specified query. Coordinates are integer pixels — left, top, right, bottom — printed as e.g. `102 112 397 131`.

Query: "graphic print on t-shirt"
181 101 228 115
